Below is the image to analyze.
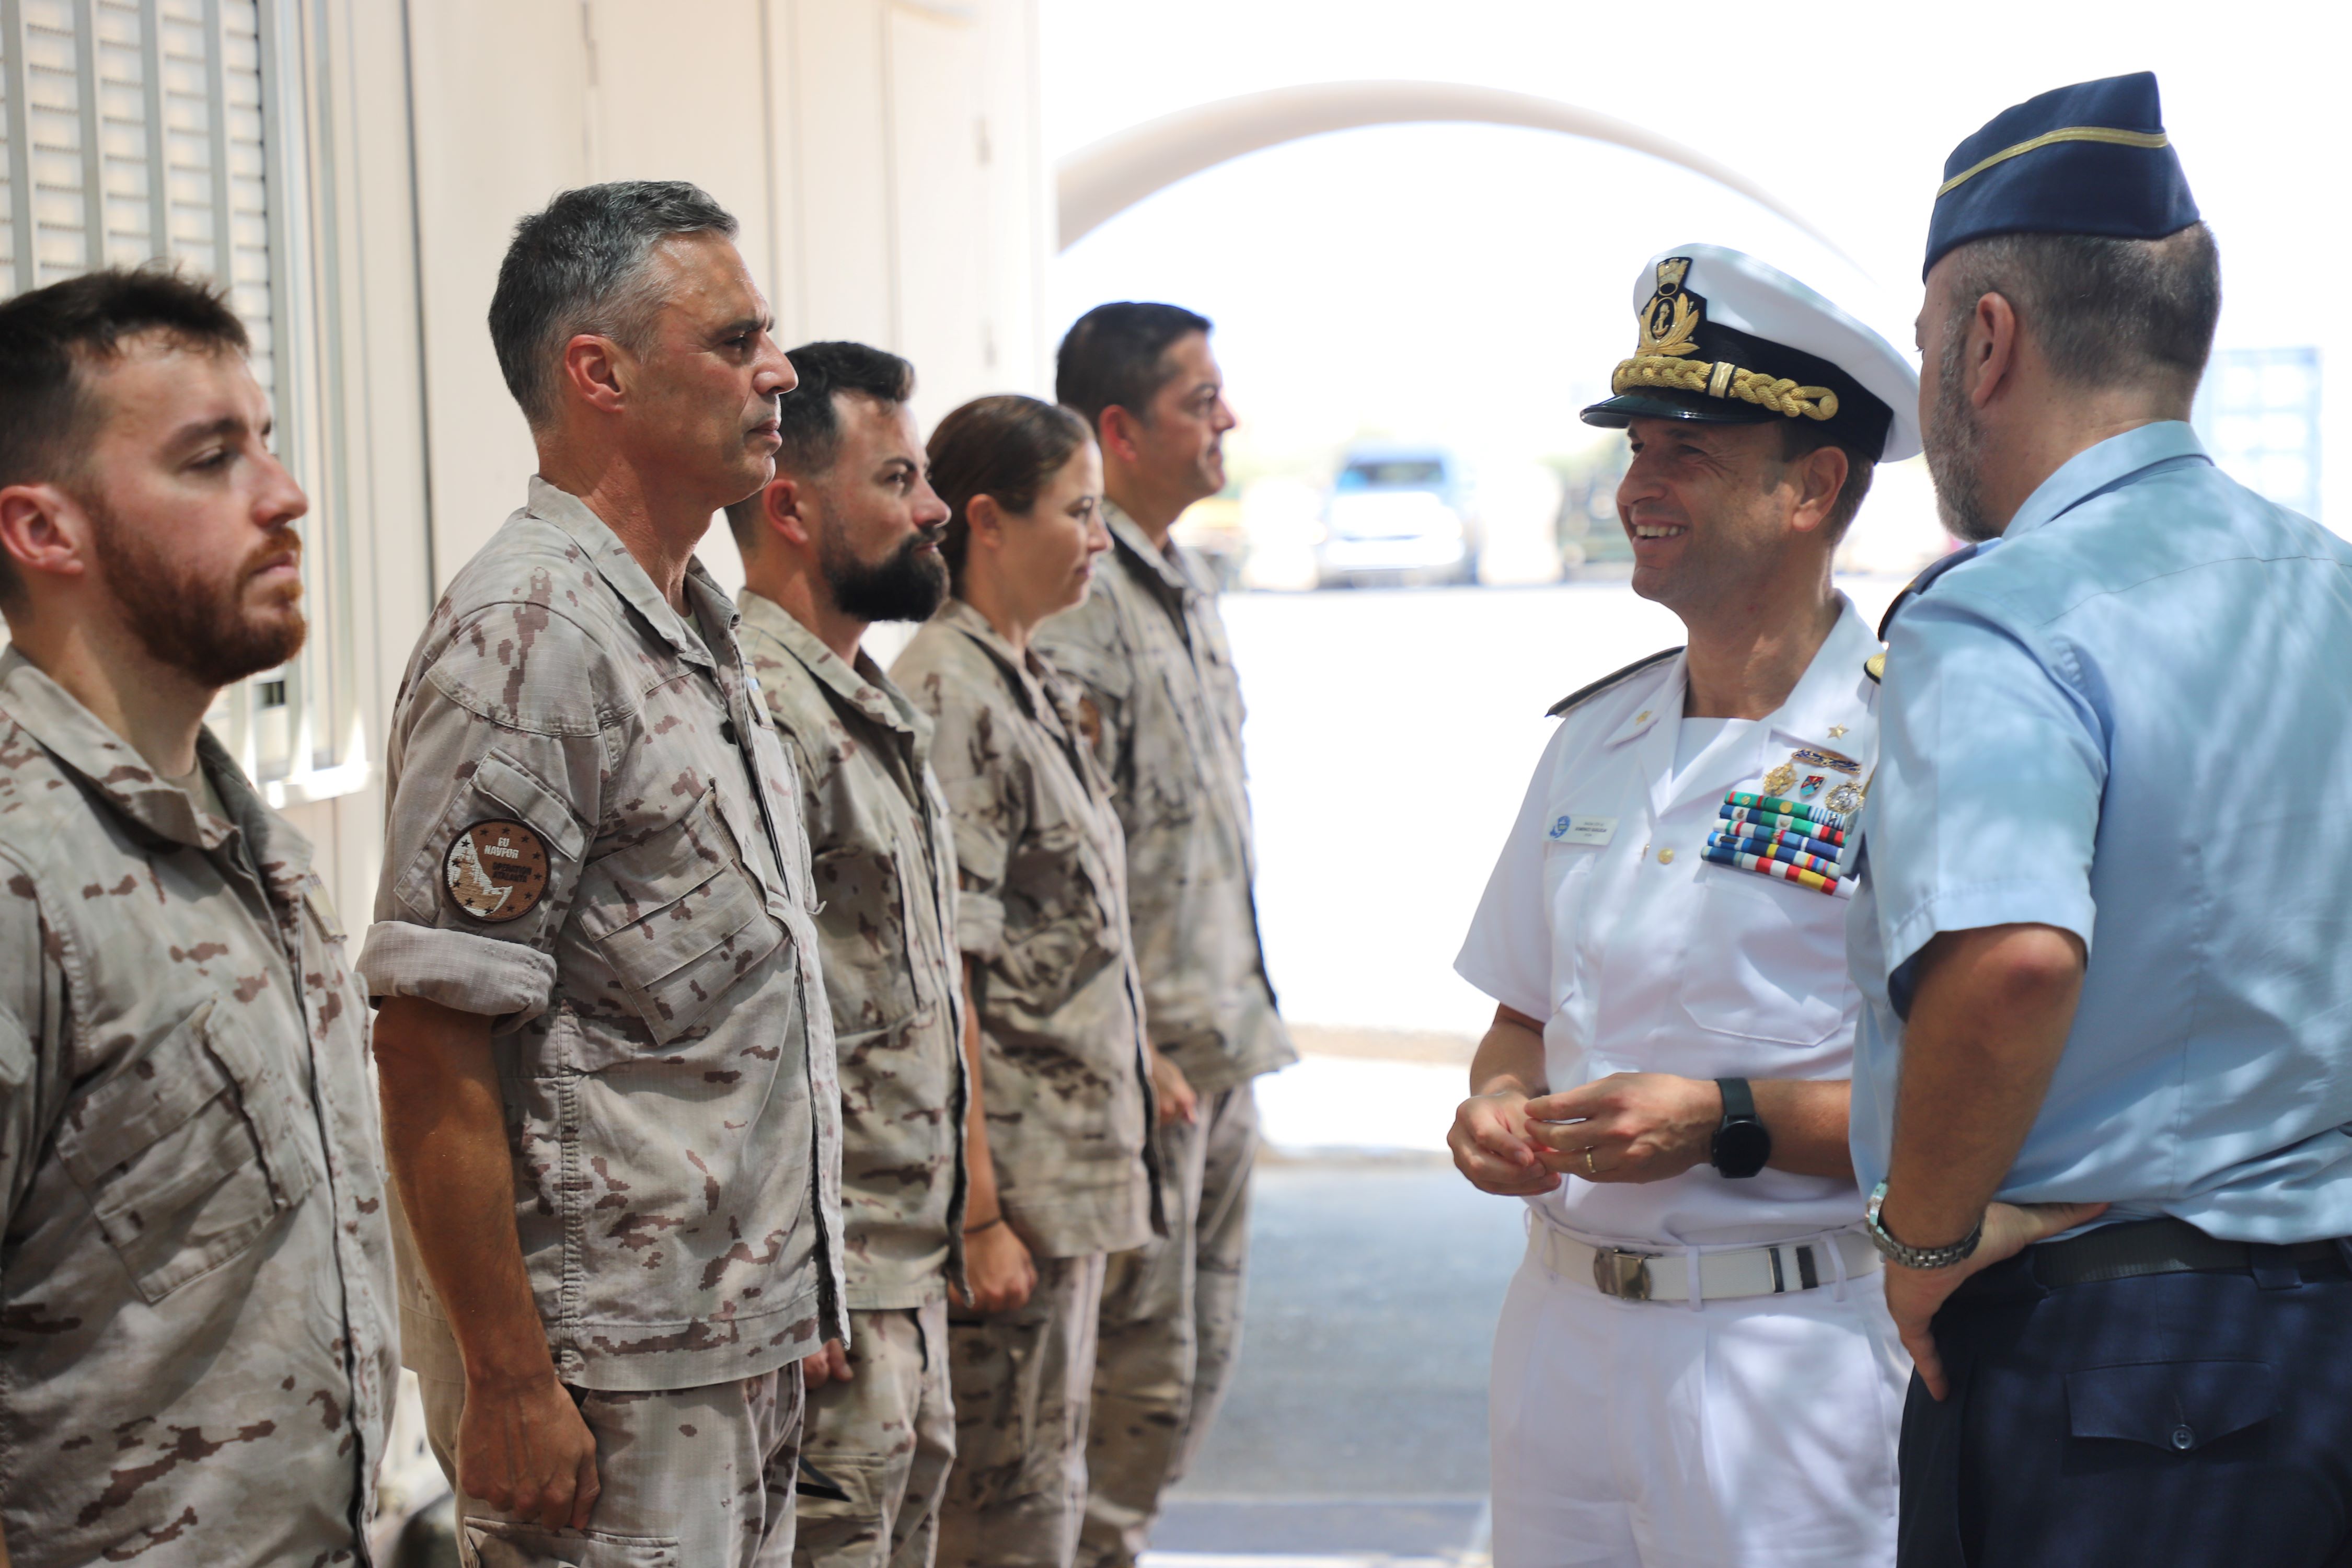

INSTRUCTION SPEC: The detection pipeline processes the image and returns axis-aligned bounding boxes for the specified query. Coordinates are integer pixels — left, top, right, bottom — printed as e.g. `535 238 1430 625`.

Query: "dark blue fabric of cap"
1923 71 2199 279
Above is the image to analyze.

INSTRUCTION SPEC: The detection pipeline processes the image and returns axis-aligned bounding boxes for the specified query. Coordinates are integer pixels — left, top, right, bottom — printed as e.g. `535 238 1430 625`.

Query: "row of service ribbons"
1703 789 1858 899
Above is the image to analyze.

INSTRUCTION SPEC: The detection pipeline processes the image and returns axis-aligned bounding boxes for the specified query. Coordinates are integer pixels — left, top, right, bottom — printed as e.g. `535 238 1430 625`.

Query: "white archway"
1056 80 1845 259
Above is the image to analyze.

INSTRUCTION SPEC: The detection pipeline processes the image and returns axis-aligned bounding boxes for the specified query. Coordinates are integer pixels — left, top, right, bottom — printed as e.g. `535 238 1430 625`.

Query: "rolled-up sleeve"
358 613 606 1029
1869 593 2106 1006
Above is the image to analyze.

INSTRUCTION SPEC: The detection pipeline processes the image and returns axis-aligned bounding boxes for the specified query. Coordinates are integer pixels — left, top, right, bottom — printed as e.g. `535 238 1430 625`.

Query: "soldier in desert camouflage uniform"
0 269 396 1567
1038 304 1294 1566
894 395 1161 1568
361 183 843 1567
723 341 970 1568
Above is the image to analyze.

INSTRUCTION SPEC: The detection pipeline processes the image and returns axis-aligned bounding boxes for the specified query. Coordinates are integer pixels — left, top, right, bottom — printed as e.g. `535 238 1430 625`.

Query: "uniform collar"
1103 499 1204 599
2000 421 2211 541
0 648 312 895
736 589 923 739
527 476 731 670
1600 596 1877 757
1771 599 1881 756
933 597 1078 741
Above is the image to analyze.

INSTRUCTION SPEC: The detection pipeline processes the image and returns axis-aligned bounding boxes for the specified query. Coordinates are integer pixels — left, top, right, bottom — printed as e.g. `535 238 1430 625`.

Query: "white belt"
1529 1223 1880 1303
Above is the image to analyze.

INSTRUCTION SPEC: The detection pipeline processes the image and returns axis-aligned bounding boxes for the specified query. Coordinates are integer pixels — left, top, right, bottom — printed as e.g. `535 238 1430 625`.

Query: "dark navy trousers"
1897 1248 2352 1566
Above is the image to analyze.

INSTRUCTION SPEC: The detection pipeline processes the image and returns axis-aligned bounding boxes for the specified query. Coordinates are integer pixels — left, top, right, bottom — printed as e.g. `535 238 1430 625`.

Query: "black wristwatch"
1710 1077 1772 1179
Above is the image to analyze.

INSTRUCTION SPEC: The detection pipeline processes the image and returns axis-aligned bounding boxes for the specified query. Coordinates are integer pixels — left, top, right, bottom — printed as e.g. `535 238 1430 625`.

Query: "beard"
821 523 949 624
1924 317 1999 543
87 495 308 687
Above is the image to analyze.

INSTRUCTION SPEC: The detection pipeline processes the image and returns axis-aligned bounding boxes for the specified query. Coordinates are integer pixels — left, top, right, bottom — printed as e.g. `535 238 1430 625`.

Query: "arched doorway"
1056 79 1844 258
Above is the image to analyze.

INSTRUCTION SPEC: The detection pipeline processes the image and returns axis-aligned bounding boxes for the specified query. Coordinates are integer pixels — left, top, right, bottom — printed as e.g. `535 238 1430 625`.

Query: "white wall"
268 0 1050 924
403 0 1049 606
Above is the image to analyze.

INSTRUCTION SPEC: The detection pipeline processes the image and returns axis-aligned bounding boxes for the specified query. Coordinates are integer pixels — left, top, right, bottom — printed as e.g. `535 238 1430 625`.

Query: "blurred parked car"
1315 446 1482 587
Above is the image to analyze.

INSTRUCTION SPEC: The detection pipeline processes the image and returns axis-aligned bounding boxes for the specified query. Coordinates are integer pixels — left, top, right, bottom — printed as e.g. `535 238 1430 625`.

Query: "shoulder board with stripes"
1544 647 1682 719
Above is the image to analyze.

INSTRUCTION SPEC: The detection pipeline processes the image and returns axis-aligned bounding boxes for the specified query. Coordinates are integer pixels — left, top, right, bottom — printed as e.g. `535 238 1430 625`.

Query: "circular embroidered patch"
443 819 550 923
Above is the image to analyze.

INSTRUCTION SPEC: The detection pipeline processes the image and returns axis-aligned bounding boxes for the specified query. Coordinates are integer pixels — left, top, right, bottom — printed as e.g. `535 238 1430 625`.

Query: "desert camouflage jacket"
1035 502 1294 1094
358 478 845 1392
892 599 1159 1259
737 592 967 1310
0 651 396 1567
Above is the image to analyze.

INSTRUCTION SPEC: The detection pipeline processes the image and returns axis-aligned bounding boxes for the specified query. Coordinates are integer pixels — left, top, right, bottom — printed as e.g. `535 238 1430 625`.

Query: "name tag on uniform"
1545 814 1617 846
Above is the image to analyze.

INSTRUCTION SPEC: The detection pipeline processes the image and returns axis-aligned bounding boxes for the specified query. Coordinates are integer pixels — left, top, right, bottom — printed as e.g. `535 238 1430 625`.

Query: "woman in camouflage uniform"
893 396 1165 1568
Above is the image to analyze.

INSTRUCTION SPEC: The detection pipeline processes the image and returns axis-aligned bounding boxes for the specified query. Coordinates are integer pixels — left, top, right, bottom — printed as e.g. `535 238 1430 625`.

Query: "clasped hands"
1450 1071 1723 1195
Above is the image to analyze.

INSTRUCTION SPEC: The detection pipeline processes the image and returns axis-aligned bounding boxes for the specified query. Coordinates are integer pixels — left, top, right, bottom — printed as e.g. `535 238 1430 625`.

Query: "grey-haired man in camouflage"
361 183 844 1567
0 269 396 1567
724 341 969 1568
1038 305 1293 1566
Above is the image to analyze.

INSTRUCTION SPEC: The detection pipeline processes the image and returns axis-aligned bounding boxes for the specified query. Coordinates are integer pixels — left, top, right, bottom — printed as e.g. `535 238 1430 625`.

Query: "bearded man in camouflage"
724 341 972 1567
0 268 395 1567
1037 303 1296 1566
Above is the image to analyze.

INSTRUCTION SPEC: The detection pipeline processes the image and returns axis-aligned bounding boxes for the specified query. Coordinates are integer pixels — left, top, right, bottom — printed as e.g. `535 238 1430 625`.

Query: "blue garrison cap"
1924 72 2199 279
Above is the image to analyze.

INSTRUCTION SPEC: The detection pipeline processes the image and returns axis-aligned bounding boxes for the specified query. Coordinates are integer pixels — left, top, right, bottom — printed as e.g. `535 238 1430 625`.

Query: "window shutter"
5 0 364 805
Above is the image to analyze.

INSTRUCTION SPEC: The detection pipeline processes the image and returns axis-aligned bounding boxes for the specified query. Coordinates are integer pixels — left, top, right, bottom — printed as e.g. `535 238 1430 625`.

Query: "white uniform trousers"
1489 1239 1906 1568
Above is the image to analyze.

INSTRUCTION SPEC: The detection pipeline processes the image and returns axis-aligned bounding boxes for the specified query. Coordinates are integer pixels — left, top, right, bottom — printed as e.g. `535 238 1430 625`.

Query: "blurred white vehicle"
1315 446 1481 587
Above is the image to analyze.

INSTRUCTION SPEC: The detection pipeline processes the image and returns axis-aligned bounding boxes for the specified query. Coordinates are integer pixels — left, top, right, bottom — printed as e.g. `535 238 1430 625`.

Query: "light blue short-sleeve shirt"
1849 422 2352 1243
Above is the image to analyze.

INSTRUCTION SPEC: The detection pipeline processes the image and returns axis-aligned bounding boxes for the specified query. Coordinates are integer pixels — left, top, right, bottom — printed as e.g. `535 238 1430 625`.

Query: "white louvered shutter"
4 1 366 805
4 0 274 397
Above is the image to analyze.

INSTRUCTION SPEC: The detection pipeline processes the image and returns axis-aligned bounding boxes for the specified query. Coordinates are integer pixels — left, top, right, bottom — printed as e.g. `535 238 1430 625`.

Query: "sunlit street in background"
1031 6 2344 1559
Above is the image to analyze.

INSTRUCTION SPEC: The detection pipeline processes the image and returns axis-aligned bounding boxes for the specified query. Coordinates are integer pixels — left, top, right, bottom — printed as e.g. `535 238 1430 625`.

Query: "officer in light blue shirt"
1847 72 2352 1567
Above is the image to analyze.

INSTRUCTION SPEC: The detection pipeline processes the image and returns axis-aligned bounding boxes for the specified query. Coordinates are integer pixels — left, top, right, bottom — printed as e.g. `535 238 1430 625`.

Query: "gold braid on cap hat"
1611 258 1841 422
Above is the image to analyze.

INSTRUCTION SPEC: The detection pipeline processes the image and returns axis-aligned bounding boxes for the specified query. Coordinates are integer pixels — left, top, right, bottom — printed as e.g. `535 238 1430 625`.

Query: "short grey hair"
488 180 739 428
1939 223 2220 395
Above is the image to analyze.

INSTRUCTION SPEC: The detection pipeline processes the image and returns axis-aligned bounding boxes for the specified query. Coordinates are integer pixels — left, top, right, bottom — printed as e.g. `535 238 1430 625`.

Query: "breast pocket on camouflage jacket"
999 817 1119 1011
812 839 918 1035
574 785 783 1047
55 998 316 1302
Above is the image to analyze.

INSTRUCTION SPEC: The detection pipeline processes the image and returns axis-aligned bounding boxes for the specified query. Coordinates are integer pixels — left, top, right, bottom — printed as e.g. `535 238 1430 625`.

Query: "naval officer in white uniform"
1449 245 1921 1568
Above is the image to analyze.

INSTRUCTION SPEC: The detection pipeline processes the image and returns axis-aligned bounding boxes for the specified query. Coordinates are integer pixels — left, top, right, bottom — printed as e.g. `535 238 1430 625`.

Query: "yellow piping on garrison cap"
1937 126 2171 198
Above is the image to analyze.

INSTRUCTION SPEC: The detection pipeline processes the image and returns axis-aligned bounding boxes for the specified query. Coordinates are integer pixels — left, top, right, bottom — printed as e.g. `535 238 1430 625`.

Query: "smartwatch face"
1714 1119 1772 1178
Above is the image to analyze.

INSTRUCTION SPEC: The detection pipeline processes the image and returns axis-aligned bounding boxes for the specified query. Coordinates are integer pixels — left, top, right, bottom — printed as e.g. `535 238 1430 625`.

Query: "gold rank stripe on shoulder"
1936 126 2170 197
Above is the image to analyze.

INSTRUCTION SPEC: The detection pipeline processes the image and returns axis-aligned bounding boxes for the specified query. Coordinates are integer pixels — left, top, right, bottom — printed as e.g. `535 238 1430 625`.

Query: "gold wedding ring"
1584 1149 1598 1177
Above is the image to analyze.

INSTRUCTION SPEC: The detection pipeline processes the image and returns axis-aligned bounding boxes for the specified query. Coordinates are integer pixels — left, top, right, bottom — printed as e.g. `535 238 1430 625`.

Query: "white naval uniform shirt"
1456 600 1882 1250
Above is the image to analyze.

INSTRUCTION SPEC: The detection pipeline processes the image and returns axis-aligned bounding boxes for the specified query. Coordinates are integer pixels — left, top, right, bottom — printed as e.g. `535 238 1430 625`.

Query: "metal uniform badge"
1637 257 1703 359
1761 760 1800 797
1827 781 1865 815
444 819 551 923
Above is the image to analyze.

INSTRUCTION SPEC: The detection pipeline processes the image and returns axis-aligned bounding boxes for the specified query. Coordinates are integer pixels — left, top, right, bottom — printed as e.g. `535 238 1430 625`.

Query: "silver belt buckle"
1592 1248 1654 1300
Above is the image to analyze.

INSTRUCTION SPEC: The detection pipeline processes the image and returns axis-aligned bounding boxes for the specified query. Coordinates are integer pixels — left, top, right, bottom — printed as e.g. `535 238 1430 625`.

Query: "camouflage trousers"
937 1251 1108 1568
1079 1081 1261 1568
795 1299 957 1568
421 1366 803 1566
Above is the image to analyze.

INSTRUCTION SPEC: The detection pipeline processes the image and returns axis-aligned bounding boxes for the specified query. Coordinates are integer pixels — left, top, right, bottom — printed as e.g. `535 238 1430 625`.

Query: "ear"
1787 443 1851 537
1096 405 1145 467
1966 291 2021 410
965 493 1006 553
760 477 815 549
0 483 93 589
559 332 629 417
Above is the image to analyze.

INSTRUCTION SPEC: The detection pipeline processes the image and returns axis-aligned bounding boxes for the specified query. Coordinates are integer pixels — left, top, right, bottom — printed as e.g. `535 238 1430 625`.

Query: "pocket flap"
574 789 736 941
2066 1360 2276 1452
475 753 589 861
58 1002 223 1184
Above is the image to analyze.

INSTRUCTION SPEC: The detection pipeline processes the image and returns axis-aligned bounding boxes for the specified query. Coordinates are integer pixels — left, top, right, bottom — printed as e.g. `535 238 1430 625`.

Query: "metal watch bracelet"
1864 1181 1984 1270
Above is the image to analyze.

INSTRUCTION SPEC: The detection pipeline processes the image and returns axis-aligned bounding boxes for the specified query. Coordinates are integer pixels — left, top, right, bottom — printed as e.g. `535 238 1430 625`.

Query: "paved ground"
1149 1155 1527 1562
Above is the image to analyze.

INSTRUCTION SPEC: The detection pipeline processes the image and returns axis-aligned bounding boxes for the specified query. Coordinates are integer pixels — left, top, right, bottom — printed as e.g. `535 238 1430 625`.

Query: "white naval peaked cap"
1582 243 1923 464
